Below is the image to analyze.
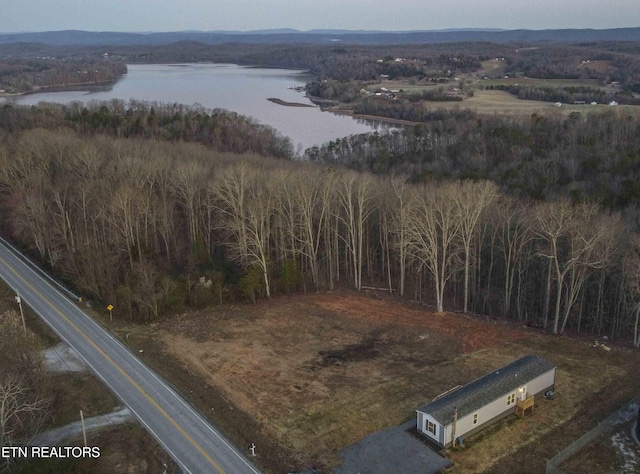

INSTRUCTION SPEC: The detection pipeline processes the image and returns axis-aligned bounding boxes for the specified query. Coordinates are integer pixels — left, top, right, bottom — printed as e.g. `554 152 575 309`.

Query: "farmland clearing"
121 291 640 473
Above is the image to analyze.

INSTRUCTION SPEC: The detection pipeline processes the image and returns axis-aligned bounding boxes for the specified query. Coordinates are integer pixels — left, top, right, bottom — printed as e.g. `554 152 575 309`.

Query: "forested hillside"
307 109 640 222
0 58 126 94
0 102 639 346
0 100 293 158
3 40 640 86
2 28 640 47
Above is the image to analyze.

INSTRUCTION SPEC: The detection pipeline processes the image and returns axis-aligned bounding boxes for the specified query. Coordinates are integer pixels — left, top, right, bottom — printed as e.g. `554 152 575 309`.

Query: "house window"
473 413 478 425
427 421 436 435
507 393 516 406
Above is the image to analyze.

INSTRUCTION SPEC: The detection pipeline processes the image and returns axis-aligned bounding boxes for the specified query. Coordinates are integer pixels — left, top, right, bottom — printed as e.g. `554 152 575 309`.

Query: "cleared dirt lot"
125 291 640 473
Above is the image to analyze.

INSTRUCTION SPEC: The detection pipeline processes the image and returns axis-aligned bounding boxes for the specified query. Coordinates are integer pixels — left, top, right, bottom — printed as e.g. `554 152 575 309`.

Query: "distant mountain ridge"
1 28 640 46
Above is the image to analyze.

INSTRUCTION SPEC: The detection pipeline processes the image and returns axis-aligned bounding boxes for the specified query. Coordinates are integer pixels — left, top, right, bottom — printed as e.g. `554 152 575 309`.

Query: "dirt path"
30 408 134 446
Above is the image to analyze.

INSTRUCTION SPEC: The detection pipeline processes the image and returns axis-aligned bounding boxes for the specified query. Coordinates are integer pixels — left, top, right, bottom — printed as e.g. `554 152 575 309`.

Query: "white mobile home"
416 355 556 448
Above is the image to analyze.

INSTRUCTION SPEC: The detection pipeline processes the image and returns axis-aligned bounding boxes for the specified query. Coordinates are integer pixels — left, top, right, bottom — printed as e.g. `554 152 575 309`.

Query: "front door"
519 385 527 400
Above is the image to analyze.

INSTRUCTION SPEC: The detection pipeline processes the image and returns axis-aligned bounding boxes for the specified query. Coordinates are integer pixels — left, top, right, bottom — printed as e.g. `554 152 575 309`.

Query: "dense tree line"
0 126 639 346
0 101 293 158
4 40 637 88
305 80 363 103
4 41 640 131
111 42 498 81
486 84 640 105
406 87 466 102
0 41 505 81
350 99 474 123
0 58 126 94
306 109 640 220
106 41 640 92
504 44 640 89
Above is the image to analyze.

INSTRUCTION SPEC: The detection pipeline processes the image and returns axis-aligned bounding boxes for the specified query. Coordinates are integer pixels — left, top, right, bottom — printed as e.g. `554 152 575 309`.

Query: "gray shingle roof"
417 355 555 426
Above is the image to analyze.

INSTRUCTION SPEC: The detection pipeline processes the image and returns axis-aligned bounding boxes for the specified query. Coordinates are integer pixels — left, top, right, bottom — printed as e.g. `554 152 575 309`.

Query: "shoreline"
327 107 420 126
0 78 121 99
267 97 314 108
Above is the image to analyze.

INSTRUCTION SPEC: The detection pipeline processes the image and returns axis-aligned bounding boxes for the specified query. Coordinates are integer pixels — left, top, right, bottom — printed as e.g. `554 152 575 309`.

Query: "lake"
1 63 385 151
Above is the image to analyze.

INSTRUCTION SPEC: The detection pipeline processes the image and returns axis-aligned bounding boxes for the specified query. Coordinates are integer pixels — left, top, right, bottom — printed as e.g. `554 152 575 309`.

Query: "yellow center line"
0 253 225 474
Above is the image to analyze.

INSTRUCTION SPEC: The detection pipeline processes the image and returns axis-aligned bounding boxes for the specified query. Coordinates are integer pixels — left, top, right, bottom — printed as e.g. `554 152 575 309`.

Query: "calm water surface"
2 63 384 150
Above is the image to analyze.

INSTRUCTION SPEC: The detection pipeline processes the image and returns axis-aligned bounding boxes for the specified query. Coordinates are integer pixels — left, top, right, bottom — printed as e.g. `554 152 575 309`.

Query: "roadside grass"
12 423 179 474
45 373 121 427
0 280 179 473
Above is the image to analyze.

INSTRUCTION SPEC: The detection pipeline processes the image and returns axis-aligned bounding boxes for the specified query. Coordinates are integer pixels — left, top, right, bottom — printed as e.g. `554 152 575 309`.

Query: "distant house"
416 355 556 448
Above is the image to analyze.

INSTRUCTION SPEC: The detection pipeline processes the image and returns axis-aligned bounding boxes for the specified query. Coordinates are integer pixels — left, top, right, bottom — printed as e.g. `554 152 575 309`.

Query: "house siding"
448 367 555 447
418 412 444 445
453 395 516 444
443 409 516 446
524 368 556 399
420 366 556 448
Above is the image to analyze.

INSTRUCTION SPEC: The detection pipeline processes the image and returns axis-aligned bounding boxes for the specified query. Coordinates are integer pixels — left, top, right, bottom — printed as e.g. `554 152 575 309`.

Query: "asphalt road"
0 239 260 474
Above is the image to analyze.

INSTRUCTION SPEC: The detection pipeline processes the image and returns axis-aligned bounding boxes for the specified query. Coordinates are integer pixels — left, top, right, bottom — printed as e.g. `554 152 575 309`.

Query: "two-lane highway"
0 239 260 474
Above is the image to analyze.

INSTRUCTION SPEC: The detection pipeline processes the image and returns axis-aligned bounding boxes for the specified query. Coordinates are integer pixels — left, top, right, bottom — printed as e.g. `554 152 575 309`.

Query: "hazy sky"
2 0 639 33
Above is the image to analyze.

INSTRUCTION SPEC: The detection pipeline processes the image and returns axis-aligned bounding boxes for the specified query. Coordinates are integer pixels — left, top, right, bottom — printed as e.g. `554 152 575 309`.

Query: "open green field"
358 72 637 119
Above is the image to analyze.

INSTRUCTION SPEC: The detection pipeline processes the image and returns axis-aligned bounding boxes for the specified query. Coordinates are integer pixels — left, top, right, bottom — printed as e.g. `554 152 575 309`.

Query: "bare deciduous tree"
387 175 413 297
624 235 640 348
494 196 534 318
335 172 378 291
213 164 275 297
406 182 461 313
0 311 47 459
452 180 498 313
0 377 47 451
532 200 620 334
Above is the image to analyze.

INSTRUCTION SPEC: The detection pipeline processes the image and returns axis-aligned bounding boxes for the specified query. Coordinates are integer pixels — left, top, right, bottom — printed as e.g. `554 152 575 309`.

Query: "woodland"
0 58 126 94
3 40 640 84
0 42 640 469
0 100 639 348
1 40 640 346
2 36 640 474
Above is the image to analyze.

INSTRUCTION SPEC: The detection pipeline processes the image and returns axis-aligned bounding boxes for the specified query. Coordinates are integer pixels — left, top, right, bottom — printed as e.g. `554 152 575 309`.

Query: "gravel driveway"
334 419 451 474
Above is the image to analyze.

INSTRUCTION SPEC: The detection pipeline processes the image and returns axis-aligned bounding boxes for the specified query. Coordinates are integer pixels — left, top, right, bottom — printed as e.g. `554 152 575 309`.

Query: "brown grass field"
119 290 640 473
426 90 638 116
